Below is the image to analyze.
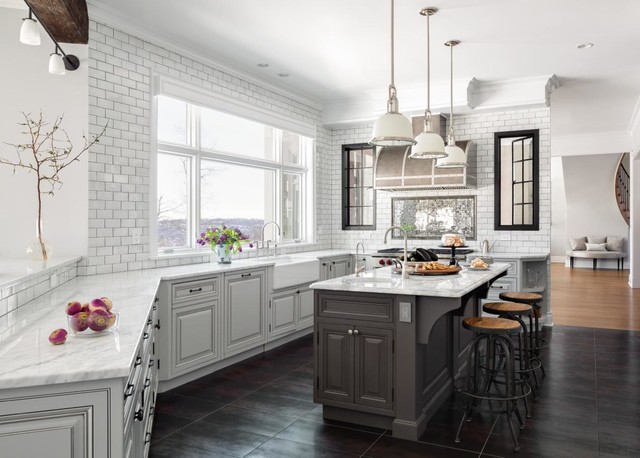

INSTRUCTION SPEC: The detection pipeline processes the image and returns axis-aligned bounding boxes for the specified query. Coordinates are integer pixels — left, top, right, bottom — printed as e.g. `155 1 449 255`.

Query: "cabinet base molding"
323 405 392 430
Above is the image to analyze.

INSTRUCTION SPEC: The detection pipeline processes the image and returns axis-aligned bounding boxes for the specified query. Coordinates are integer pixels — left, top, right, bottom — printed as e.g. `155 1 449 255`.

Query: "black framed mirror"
494 129 539 231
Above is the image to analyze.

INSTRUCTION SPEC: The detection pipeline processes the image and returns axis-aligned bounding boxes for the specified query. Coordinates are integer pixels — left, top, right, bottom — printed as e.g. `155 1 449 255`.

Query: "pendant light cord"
449 42 453 137
426 11 431 120
390 0 395 88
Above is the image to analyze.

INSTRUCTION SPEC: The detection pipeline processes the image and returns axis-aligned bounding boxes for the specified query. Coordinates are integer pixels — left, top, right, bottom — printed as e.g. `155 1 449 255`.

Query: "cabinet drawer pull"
134 409 144 421
143 332 150 340
354 329 359 335
147 318 152 326
348 329 353 335
155 320 161 330
491 285 506 289
189 287 202 293
149 406 155 417
148 358 155 368
134 356 142 367
124 383 135 398
144 432 152 444
144 378 151 388
241 273 252 277
296 290 300 294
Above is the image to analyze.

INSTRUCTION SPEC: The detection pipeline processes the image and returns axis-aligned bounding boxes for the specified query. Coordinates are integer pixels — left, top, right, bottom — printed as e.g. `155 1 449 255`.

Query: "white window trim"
150 74 316 257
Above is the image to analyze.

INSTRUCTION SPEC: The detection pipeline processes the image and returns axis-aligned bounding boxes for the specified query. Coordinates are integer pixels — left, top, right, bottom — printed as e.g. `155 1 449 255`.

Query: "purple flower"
200 232 205 237
205 237 210 243
222 225 227 229
238 247 243 252
249 243 254 248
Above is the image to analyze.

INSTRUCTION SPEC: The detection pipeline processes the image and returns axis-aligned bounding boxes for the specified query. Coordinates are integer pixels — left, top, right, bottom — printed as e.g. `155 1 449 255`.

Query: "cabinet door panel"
332 258 350 278
316 322 353 403
271 293 296 337
224 271 266 356
354 327 393 410
297 289 314 328
172 301 218 374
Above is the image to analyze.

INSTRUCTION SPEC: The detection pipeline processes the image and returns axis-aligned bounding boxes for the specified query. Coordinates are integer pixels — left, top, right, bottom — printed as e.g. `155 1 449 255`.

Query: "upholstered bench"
566 236 625 271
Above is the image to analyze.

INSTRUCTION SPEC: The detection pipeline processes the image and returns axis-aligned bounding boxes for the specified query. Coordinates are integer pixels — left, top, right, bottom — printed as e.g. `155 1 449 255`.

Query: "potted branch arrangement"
0 112 105 261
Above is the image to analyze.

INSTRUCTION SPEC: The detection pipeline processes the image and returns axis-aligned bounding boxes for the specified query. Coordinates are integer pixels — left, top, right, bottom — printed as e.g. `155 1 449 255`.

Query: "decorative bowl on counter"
67 311 119 336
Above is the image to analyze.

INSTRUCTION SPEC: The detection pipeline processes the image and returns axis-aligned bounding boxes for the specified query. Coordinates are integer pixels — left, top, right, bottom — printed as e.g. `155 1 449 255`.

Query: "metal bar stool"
483 302 540 417
456 317 528 452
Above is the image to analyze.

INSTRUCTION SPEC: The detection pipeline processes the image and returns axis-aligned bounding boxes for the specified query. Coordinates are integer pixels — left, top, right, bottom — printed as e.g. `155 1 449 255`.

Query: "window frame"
341 143 376 231
150 76 315 257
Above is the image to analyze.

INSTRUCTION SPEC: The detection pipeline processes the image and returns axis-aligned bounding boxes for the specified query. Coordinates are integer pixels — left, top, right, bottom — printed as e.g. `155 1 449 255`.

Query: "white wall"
562 154 629 268
550 156 567 261
0 7 88 258
330 108 552 255
630 156 640 287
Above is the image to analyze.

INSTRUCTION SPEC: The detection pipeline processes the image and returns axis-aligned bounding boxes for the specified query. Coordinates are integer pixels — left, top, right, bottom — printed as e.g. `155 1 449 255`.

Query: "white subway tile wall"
329 108 551 254
84 21 332 275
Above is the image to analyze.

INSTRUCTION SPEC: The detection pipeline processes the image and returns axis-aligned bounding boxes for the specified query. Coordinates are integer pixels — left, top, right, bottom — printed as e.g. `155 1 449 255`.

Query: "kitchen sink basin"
251 256 319 289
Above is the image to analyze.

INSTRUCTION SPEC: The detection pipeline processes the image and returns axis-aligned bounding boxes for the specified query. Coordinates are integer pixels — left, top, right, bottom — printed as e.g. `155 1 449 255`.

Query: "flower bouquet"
197 225 249 264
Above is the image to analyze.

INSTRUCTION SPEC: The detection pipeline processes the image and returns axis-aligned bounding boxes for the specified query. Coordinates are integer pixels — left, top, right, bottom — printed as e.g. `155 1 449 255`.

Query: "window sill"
151 241 318 261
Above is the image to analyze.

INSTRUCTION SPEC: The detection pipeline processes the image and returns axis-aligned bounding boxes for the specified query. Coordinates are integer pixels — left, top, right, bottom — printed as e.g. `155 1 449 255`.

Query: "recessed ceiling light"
278 73 289 77
577 42 594 49
257 63 269 68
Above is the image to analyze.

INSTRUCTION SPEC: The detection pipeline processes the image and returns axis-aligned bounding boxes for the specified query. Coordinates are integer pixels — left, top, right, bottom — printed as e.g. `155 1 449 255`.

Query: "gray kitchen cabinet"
172 300 220 375
315 291 395 414
269 285 314 340
224 268 267 357
315 320 393 412
320 255 352 281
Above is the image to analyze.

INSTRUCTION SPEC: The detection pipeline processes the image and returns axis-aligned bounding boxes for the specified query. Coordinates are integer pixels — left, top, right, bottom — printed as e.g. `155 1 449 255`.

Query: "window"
342 143 376 230
155 95 314 254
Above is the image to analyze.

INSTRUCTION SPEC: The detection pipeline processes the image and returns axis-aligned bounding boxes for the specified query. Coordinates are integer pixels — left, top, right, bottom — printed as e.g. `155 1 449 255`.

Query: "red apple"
88 309 110 331
69 311 89 332
49 328 68 345
65 301 83 316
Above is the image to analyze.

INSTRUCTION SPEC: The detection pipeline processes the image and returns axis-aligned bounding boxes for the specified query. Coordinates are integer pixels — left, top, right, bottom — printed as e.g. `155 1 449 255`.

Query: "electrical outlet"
132 228 142 244
399 302 411 323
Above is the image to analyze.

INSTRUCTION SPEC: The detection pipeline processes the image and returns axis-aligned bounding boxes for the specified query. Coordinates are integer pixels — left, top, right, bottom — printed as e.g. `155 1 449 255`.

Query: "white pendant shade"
371 112 415 147
20 18 40 45
410 130 446 159
49 53 66 75
436 144 467 168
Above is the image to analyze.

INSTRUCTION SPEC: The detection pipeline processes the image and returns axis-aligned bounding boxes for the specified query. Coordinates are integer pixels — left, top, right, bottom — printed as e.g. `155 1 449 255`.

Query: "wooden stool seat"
483 302 532 315
499 291 543 305
462 317 521 334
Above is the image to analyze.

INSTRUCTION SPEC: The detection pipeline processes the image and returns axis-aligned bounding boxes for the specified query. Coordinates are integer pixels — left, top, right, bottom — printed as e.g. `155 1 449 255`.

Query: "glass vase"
215 244 232 264
26 218 52 262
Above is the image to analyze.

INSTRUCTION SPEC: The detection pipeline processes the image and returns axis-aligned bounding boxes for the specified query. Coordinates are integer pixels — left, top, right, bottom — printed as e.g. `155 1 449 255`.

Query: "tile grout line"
358 429 387 458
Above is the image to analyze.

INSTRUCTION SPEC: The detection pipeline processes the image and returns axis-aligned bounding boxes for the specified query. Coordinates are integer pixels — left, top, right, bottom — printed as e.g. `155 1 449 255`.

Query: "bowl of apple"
66 297 119 337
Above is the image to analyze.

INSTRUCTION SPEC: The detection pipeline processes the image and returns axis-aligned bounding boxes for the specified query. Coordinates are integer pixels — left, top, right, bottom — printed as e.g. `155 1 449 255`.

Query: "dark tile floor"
150 326 640 457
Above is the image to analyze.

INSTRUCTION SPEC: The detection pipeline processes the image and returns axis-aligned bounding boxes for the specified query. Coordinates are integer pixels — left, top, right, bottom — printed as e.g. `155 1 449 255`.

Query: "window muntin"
155 98 313 255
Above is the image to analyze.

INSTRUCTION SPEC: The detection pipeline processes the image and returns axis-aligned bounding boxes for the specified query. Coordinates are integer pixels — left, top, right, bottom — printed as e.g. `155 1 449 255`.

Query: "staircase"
615 157 630 225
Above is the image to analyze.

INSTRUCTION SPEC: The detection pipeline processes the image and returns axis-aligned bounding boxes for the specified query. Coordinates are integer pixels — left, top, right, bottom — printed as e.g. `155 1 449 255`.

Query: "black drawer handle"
491 285 506 289
147 318 152 326
134 356 142 367
144 432 152 444
155 320 161 330
189 287 202 293
124 384 135 398
148 358 155 368
143 332 150 340
296 290 300 294
241 273 252 277
134 408 144 421
144 378 151 388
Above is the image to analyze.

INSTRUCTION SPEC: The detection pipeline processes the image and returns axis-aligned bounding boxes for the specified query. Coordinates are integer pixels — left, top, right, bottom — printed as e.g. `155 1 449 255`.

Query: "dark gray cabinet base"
314 286 488 441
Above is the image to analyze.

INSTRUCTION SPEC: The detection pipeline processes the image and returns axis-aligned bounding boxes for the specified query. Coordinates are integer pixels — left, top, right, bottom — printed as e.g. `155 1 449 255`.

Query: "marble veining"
310 263 510 297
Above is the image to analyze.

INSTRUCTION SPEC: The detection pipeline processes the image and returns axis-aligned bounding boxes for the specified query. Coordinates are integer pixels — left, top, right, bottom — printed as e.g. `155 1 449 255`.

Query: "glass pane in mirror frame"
494 129 539 231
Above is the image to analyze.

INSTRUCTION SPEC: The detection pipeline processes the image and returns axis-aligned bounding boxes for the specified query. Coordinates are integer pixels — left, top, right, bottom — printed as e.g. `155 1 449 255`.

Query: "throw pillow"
587 235 606 244
606 235 624 252
568 237 587 250
586 243 607 251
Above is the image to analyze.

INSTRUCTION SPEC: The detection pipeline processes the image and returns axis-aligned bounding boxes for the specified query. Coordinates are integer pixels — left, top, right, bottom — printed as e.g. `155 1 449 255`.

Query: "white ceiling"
7 0 640 144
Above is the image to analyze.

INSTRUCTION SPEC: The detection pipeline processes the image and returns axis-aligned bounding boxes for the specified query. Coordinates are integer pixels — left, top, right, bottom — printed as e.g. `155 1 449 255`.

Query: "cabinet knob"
354 329 359 336
348 329 353 335
155 320 161 330
134 409 144 421
124 383 135 398
134 356 142 367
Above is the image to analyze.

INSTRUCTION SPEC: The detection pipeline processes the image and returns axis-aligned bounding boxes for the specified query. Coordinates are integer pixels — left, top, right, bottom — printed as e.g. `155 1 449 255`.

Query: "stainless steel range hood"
373 114 476 191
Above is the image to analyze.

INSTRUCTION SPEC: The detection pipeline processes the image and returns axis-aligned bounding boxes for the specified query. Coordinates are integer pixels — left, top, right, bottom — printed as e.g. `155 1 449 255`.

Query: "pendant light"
370 0 415 147
20 9 41 46
436 40 467 168
49 46 66 75
409 7 446 160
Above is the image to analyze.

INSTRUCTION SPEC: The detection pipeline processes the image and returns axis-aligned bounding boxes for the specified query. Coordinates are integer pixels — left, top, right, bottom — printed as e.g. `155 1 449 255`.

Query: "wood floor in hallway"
550 262 640 331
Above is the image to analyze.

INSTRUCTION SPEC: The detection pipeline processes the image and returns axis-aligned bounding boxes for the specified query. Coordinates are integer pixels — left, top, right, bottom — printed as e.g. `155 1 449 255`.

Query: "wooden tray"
393 265 462 276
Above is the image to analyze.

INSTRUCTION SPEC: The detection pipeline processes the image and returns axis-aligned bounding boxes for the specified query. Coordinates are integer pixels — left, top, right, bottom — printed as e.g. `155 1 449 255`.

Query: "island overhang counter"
309 263 509 441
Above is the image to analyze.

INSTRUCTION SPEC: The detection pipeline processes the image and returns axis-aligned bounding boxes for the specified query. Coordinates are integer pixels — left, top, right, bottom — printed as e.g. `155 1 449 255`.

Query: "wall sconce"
19 5 80 75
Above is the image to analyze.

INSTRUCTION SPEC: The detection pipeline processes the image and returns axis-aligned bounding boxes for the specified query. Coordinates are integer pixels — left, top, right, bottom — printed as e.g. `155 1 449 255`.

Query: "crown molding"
551 131 632 157
86 1 323 111
324 75 558 127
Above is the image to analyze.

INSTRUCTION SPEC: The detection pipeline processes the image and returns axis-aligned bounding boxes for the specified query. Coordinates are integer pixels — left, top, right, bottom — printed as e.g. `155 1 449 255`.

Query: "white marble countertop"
310 263 510 298
0 257 81 291
0 250 352 390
